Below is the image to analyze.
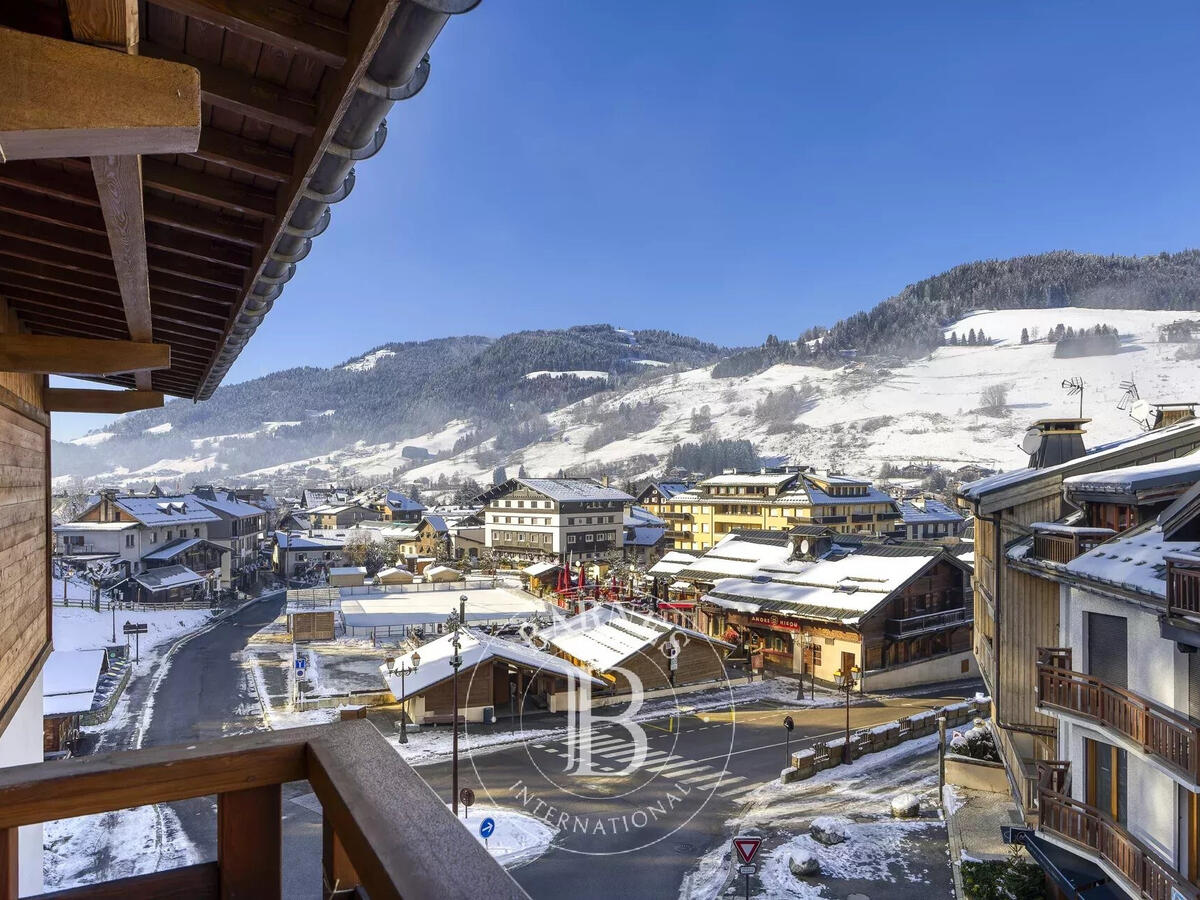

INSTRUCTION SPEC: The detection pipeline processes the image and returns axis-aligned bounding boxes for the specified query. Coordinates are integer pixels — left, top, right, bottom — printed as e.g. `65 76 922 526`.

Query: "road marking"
650 763 709 780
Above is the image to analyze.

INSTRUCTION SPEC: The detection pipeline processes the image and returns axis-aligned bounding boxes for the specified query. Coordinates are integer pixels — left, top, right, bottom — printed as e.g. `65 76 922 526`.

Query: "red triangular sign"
733 836 761 865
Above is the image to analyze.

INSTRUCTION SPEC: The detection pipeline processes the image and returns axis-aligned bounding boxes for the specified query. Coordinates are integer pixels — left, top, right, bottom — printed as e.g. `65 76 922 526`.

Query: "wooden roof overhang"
0 0 478 410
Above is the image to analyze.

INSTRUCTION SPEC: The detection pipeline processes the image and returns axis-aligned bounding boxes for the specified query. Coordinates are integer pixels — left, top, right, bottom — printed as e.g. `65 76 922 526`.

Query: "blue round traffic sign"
480 817 496 839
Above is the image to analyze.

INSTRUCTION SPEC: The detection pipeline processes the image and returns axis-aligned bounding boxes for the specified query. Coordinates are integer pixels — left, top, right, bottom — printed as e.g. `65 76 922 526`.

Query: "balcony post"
218 783 281 898
0 826 16 900
322 816 360 898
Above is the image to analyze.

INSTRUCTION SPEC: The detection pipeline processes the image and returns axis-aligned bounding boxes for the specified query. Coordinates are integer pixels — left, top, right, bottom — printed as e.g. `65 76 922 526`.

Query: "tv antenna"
1062 377 1085 418
1117 378 1153 430
1116 378 1139 410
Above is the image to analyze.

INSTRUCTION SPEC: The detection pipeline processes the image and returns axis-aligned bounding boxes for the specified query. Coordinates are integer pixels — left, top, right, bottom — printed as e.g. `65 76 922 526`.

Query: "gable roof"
141 536 228 562
133 565 206 592
43 650 107 717
899 498 965 525
537 604 732 672
194 492 265 519
478 478 633 505
386 490 426 513
111 495 221 526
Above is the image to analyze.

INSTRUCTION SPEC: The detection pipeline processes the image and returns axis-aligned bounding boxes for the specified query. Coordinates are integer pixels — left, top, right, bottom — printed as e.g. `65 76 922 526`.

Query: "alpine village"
0 3 1198 900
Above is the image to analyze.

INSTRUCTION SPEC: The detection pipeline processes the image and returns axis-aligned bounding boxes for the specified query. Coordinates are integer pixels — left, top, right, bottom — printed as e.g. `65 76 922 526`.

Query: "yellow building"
661 469 901 553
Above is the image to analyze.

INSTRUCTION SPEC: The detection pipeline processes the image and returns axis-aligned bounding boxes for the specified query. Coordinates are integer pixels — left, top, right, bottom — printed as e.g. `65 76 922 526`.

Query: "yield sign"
733 835 762 865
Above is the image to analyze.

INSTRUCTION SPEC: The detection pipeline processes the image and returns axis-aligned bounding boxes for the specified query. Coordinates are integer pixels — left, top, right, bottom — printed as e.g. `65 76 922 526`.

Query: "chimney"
600 475 610 487
1023 418 1089 469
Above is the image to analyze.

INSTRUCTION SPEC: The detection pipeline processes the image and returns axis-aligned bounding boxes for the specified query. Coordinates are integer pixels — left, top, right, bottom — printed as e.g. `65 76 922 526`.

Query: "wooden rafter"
193 130 294 182
141 158 277 219
138 43 318 136
0 335 169 375
148 0 349 69
0 26 200 160
45 388 164 414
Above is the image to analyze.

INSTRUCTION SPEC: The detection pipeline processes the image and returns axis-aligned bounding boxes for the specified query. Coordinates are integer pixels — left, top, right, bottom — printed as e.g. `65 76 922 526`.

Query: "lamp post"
448 594 467 815
385 651 421 743
833 664 860 764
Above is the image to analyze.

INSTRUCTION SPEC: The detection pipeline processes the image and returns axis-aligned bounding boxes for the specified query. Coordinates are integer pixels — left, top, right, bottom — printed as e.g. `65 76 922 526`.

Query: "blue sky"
54 1 1200 439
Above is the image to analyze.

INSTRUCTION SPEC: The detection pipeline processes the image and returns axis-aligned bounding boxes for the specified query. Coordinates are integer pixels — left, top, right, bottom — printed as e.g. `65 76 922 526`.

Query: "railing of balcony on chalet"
1036 647 1200 784
1031 528 1114 564
0 720 528 900
1167 557 1200 619
1037 761 1200 900
885 607 972 638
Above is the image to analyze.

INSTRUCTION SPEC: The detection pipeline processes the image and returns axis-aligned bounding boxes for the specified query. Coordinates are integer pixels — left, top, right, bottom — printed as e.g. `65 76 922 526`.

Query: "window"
166 530 173 541
567 535 576 545
585 534 594 542
1086 612 1128 688
150 531 157 544
194 528 200 537
810 643 822 668
518 533 526 543
125 534 134 548
1086 738 1127 825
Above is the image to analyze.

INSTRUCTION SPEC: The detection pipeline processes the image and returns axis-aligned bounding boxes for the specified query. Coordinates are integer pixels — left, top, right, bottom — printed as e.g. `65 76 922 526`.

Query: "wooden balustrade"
1169 560 1200 618
885 607 972 638
0 720 528 900
1036 653 1200 783
1032 530 1110 564
1038 763 1200 900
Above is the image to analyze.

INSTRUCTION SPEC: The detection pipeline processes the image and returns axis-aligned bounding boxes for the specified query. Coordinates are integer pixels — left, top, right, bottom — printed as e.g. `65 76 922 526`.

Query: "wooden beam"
65 0 137 51
218 785 281 898
91 155 154 388
139 43 317 136
193 129 294 182
150 0 348 69
0 826 16 900
141 158 276 219
45 388 163 414
37 862 219 900
0 335 168 375
0 26 200 160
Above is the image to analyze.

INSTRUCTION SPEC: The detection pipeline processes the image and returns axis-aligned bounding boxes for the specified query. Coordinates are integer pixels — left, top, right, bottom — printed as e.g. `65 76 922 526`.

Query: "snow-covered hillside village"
5 4 1200 899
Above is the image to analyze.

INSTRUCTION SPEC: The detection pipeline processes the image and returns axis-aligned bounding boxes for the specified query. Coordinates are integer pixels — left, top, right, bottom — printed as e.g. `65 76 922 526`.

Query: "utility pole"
450 593 467 815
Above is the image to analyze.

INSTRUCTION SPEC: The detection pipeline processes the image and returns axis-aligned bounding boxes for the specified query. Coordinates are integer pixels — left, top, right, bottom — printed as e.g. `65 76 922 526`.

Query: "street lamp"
385 651 421 743
448 594 467 815
832 664 860 764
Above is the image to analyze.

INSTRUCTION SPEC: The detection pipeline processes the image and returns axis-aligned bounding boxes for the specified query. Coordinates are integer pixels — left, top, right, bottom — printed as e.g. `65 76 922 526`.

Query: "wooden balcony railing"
1038 761 1200 900
1168 557 1200 618
1032 529 1112 564
0 720 528 900
1037 647 1200 783
885 607 972 638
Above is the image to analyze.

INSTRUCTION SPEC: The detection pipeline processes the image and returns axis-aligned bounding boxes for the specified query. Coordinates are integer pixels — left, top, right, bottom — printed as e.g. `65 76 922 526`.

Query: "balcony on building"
1036 760 1199 900
885 606 973 639
1029 523 1116 565
1037 647 1200 787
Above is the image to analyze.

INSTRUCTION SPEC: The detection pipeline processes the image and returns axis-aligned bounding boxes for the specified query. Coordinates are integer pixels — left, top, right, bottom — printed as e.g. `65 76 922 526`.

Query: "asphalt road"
98 600 977 899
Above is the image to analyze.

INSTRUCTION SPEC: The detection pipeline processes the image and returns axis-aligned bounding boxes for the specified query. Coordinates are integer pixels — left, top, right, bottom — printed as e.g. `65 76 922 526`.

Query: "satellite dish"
1019 428 1042 456
799 538 810 556
1130 399 1153 429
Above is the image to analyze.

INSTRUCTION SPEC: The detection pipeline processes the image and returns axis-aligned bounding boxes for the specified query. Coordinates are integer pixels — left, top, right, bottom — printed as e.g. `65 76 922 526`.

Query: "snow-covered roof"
110 494 221 526
380 628 605 700
43 650 106 716
959 419 1200 503
523 562 560 577
375 566 414 580
422 514 448 533
1062 452 1200 497
625 506 666 527
386 490 425 513
275 531 345 550
699 471 800 488
647 550 700 577
134 564 205 591
898 498 964 525
194 492 265 518
802 478 896 507
340 588 554 627
140 537 227 562
514 478 633 503
537 604 731 672
643 482 692 500
329 566 367 576
424 565 459 578
676 533 796 582
626 525 666 547
1064 523 1196 599
53 521 138 532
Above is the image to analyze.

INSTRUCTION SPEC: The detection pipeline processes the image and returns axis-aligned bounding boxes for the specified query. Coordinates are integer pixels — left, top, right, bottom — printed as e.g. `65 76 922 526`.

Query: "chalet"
898 497 966 540
230 489 283 534
994 454 1200 897
417 515 450 556
478 477 633 562
301 487 355 509
42 650 107 756
376 567 416 587
132 565 209 605
680 530 974 688
424 564 463 583
193 486 267 588
0 1 513 894
956 415 1200 821
661 468 902 553
273 532 348 581
277 509 313 533
380 629 605 724
374 489 426 524
537 604 733 694
329 566 367 588
307 503 378 530
623 506 668 566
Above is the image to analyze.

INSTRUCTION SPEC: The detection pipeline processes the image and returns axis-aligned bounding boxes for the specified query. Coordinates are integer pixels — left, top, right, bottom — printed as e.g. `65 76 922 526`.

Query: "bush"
978 383 1009 416
961 846 1045 900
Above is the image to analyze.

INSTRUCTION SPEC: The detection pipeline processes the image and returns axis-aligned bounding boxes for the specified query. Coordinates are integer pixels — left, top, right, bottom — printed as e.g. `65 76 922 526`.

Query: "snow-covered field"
453 803 557 868
58 307 1200 487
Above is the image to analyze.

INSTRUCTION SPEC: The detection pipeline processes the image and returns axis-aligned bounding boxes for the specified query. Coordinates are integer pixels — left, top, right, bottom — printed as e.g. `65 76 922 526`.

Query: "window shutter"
1086 612 1128 689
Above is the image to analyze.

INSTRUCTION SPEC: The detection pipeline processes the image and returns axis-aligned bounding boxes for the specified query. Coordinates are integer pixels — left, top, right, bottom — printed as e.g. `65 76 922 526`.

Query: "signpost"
732 836 762 900
459 787 476 819
123 621 147 662
783 715 795 766
480 816 495 851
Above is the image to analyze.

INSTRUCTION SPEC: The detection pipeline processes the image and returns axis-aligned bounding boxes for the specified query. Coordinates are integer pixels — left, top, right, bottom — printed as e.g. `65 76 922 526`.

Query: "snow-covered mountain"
53 305 1200 492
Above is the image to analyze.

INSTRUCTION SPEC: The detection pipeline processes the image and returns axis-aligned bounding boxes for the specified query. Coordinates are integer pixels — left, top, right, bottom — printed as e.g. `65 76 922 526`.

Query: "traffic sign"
480 817 496 839
733 836 762 865
122 622 148 635
783 715 794 732
460 787 476 808
737 865 756 875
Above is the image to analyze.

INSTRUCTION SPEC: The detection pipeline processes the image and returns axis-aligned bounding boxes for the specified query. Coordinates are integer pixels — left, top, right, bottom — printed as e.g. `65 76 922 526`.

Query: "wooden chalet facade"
479 477 633 563
0 2 526 897
957 416 1200 819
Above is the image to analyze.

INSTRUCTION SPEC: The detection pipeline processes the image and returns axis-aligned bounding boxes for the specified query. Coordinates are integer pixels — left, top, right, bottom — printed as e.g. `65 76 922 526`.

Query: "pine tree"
1020 328 1029 345
950 331 958 346
968 328 977 345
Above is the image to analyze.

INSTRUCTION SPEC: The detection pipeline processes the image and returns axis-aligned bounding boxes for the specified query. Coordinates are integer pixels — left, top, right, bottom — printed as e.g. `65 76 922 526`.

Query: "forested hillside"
715 250 1200 377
